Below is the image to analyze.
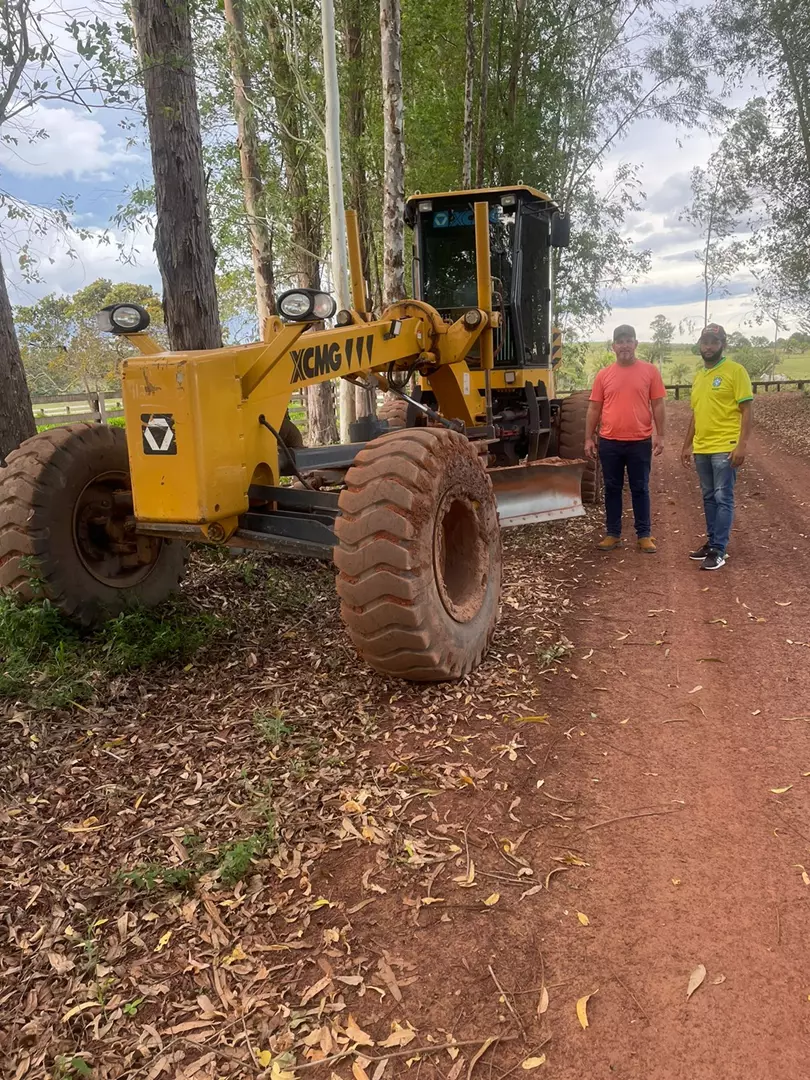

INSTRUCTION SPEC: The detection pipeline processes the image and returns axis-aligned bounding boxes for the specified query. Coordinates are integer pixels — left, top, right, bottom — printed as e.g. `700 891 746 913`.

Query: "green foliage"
0 596 220 708
217 824 276 886
95 607 219 673
16 279 165 395
728 344 778 379
254 709 292 745
117 864 195 892
648 314 675 368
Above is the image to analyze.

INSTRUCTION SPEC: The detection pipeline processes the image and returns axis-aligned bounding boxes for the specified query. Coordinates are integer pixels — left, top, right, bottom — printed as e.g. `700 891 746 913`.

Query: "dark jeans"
598 437 652 538
694 453 737 555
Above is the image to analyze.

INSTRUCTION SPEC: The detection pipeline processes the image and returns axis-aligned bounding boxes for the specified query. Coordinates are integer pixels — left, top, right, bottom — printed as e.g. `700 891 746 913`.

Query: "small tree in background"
648 314 675 370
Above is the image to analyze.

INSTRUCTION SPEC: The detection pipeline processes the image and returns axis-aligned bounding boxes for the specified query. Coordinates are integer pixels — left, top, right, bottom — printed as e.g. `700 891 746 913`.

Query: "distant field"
579 343 810 385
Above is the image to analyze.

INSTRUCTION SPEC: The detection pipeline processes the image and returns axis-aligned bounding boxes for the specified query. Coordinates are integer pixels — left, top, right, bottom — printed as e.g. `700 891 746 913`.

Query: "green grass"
0 595 221 708
254 709 292 744
118 818 277 893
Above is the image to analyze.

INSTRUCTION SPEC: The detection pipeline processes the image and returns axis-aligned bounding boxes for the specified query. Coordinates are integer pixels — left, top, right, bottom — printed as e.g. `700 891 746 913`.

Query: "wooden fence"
665 378 808 400
32 391 124 426
32 390 310 428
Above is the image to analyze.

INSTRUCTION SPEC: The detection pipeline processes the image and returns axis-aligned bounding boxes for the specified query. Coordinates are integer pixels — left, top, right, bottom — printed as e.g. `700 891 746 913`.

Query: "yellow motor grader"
0 187 591 682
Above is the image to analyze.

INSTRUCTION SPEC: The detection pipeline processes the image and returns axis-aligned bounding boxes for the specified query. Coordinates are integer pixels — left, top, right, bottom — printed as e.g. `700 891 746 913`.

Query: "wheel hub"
73 471 163 588
433 490 489 623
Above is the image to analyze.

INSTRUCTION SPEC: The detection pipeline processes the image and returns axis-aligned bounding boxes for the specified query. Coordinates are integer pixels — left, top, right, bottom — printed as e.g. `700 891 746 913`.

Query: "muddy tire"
334 427 501 682
379 393 410 429
0 425 187 626
558 391 600 504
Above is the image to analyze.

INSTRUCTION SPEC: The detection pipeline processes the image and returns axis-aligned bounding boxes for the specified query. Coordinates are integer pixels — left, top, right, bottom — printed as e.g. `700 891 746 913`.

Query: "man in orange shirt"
584 324 666 552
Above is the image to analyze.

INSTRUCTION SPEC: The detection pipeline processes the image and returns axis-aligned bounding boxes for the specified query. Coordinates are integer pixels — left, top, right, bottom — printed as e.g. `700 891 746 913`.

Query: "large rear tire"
334 428 501 682
378 393 409 429
0 425 187 626
558 391 600 504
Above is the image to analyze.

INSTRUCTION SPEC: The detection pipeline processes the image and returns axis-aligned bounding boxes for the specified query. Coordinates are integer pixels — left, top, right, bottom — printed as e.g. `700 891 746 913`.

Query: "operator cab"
405 186 570 370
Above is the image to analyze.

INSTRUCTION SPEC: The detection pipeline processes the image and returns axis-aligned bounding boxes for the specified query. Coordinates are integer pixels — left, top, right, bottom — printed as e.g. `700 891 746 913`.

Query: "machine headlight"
278 289 336 322
96 302 151 334
312 292 337 321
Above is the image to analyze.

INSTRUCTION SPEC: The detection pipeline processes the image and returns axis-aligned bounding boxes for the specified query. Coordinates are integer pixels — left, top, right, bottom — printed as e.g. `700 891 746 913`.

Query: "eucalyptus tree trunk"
265 6 338 445
380 0 405 305
474 0 491 187
223 0 276 325
131 0 222 350
0 254 35 463
462 0 475 188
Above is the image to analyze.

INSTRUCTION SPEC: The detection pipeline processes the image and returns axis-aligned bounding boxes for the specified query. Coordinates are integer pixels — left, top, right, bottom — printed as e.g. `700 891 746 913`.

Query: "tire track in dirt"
530 403 810 1079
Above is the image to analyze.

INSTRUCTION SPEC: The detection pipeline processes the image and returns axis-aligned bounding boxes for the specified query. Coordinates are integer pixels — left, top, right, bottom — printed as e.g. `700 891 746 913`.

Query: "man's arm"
584 401 602 460
680 412 696 468
729 401 752 467
651 397 666 457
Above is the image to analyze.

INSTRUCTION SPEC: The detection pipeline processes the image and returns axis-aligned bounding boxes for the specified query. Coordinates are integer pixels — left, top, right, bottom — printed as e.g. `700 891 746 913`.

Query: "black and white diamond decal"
141 413 177 455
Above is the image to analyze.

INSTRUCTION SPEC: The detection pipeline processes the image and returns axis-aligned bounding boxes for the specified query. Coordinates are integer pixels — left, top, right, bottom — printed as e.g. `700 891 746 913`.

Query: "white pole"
321 0 355 442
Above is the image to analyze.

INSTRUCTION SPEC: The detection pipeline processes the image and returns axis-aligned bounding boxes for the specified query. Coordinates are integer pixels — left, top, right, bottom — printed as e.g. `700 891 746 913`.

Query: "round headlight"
279 291 312 320
109 303 150 333
312 292 337 321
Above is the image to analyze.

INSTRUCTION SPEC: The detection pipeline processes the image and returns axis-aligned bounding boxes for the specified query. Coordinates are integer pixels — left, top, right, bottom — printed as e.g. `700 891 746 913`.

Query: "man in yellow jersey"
680 324 753 571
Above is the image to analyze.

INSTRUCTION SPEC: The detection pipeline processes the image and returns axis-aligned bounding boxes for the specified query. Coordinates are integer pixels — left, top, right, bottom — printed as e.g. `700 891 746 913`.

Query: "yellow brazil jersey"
690 358 753 454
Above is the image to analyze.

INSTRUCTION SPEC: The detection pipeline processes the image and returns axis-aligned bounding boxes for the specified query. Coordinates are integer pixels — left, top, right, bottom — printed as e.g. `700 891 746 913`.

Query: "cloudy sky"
0 8 775 343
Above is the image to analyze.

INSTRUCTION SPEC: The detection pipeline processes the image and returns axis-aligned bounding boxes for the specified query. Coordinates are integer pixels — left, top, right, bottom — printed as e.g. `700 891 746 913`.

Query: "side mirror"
550 211 571 249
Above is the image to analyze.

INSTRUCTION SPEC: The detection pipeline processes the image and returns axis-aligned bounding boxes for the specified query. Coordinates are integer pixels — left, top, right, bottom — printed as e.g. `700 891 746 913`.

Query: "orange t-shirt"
589 361 666 440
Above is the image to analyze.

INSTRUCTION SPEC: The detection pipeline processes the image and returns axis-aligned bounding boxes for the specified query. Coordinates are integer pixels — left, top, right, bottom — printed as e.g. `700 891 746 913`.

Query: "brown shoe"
638 537 657 554
597 535 621 551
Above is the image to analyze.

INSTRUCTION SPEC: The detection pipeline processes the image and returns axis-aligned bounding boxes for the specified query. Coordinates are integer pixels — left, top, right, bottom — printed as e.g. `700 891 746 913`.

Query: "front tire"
0 425 187 626
334 428 501 682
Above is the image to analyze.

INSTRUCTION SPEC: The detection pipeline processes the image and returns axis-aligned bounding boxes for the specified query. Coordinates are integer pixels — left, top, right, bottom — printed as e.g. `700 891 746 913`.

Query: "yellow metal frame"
120 209 498 542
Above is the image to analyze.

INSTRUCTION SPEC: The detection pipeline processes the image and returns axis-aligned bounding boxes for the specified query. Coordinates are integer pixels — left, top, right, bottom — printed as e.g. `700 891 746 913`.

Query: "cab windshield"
420 204 515 309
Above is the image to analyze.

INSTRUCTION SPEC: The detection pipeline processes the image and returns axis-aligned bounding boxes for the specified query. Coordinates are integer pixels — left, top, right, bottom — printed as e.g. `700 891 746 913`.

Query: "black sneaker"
689 543 711 561
701 549 727 571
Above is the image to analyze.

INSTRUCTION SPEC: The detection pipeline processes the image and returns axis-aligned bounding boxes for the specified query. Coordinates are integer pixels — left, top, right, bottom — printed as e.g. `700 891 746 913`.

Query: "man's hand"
729 445 747 468
584 436 598 461
680 446 693 469
653 434 665 457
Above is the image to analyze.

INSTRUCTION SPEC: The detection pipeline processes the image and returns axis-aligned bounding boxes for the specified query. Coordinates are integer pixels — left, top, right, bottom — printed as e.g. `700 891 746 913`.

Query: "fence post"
675 386 680 401
98 393 108 424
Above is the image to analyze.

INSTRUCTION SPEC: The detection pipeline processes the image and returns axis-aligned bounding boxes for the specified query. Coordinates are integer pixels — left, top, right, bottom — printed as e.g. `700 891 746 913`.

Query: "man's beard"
702 346 723 364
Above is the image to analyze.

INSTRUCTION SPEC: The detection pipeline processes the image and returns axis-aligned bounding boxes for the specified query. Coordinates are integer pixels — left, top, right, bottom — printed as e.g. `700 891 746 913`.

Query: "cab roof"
405 185 558 209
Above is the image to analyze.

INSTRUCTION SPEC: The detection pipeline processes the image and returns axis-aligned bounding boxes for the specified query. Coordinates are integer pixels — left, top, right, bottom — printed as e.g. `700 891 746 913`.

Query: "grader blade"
489 457 587 527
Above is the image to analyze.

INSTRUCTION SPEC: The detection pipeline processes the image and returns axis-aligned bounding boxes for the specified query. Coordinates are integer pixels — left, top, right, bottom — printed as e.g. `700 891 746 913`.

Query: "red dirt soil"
311 402 810 1079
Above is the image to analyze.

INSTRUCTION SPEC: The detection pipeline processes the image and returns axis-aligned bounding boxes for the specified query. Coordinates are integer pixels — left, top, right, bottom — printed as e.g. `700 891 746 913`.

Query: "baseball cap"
699 323 727 344
612 324 636 342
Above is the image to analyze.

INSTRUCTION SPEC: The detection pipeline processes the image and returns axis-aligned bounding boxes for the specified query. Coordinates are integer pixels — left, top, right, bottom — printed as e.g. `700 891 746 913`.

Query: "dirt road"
511 402 810 1078
5 400 810 1079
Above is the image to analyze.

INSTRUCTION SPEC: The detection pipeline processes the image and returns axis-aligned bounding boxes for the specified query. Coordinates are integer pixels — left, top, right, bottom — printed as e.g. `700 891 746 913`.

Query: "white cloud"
0 104 141 180
3 210 160 306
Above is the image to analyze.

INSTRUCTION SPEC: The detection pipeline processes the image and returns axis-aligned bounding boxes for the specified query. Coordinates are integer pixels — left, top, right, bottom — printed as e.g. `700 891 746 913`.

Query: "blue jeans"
598 437 652 538
694 453 737 554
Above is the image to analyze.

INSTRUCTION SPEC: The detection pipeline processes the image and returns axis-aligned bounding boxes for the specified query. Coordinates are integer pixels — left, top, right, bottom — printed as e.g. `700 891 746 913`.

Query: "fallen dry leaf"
576 990 597 1029
712 974 726 985
346 1015 375 1047
576 911 590 926
686 964 706 1000
516 715 550 724
688 685 703 694
352 1063 371 1080
521 1055 547 1069
770 786 793 794
301 974 332 1005
483 892 500 906
379 1022 415 1049
537 986 549 1016
453 860 476 887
